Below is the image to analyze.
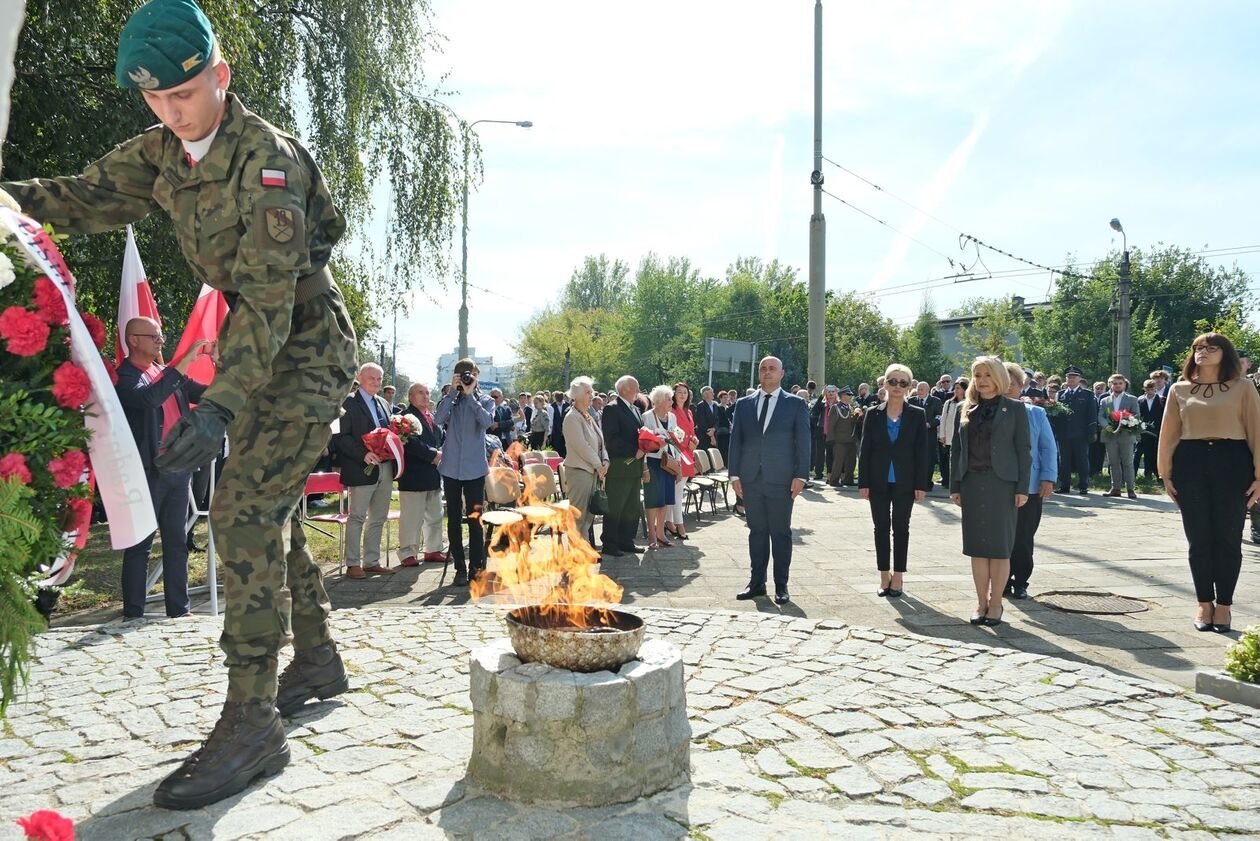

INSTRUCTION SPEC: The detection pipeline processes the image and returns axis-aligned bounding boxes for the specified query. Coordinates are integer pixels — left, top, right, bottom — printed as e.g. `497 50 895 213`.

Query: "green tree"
1020 245 1254 382
824 292 900 388
513 306 628 394
898 301 950 383
561 254 631 312
953 296 1023 367
4 0 471 349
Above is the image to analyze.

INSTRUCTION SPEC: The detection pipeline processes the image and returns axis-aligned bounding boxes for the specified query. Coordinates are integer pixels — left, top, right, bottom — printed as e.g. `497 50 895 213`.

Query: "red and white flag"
116 224 162 364
170 283 228 385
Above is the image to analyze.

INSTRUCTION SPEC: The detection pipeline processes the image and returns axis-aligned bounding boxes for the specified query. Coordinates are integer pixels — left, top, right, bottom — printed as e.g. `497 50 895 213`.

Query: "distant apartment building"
436 348 517 392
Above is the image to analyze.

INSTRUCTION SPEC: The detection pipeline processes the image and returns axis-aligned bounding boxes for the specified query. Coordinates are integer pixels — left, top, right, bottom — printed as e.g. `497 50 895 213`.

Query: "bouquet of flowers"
1042 400 1072 418
389 413 421 443
637 426 666 453
0 216 110 715
1105 409 1146 435
362 427 405 477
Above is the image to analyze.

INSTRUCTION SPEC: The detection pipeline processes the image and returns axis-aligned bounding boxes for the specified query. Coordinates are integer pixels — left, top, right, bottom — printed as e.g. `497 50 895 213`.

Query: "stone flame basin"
504 605 645 673
467 630 690 806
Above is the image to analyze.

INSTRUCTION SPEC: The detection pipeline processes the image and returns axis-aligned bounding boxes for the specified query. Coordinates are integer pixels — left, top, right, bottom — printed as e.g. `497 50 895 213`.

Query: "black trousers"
443 476 486 573
601 456 643 550
743 480 795 588
812 433 827 477
868 484 914 572
1089 439 1105 475
815 439 833 479
1009 493 1044 588
1134 435 1159 478
716 432 730 461
528 431 545 450
937 441 951 487
1173 439 1251 605
121 470 192 618
1059 436 1090 491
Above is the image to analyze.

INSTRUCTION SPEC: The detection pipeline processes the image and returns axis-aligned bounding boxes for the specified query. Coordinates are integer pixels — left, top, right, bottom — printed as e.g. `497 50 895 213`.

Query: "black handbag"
589 481 609 515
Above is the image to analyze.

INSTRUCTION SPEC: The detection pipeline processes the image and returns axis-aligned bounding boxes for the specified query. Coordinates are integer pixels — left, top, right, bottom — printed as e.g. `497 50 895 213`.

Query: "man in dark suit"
115 317 209 619
549 391 570 457
334 362 398 579
488 388 514 450
1020 368 1047 401
908 381 943 489
808 380 828 479
694 386 718 454
1134 378 1163 481
519 392 534 429
600 376 646 556
728 356 811 604
1056 365 1098 495
930 374 953 405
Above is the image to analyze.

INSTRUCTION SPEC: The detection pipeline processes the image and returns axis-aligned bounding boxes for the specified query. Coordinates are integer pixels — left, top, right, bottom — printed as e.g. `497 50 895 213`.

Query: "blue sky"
363 0 1260 386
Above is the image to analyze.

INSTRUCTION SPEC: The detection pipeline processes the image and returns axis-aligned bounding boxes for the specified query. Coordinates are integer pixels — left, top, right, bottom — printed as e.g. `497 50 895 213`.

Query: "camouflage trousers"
210 408 334 704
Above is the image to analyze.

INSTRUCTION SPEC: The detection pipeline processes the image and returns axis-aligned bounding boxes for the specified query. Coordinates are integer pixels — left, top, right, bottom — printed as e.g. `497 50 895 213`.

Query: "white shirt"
359 388 384 427
618 395 641 420
181 125 220 164
756 387 784 432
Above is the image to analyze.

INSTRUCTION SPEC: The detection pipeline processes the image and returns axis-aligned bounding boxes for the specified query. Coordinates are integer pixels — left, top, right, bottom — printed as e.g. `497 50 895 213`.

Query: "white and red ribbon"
0 208 156 557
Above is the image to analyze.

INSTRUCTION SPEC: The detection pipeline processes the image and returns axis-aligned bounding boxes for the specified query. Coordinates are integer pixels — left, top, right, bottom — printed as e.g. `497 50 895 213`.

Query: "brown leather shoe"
1106 489 1121 497
423 552 446 563
345 565 366 579
363 564 396 575
399 556 420 567
1127 490 1138 499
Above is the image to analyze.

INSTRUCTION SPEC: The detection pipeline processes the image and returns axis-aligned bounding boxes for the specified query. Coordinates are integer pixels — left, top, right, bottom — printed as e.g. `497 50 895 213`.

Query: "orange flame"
469 468 624 628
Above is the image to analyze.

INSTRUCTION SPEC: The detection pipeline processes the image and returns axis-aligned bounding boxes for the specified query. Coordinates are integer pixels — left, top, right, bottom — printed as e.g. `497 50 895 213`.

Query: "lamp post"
1110 217 1131 382
459 118 533 360
807 0 826 388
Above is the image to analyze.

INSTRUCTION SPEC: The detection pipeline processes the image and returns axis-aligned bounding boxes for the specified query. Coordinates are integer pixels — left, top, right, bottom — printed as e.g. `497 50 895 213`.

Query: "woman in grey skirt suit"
950 356 1031 627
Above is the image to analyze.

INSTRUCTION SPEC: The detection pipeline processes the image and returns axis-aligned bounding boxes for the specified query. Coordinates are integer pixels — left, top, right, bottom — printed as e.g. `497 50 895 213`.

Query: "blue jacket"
433 388 494 481
1058 385 1099 439
727 389 811 485
1023 403 1058 494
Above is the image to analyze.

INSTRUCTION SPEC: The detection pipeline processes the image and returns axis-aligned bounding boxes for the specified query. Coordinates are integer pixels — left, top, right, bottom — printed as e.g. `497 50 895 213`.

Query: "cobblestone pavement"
325 486 1259 690
4 607 1259 839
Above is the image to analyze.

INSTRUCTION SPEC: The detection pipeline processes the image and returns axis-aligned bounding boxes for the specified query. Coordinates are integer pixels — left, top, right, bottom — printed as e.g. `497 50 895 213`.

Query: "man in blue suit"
1056 365 1097 495
727 356 812 604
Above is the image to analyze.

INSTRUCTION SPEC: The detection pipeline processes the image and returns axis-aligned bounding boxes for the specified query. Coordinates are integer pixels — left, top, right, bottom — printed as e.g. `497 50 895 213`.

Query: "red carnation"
48 449 88 489
80 311 108 350
16 810 74 841
32 276 68 326
64 496 93 535
0 452 32 485
102 357 119 385
51 361 91 409
0 306 50 357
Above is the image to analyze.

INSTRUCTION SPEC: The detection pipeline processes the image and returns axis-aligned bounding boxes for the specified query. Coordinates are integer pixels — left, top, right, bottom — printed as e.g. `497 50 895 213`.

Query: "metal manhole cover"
1035 590 1151 615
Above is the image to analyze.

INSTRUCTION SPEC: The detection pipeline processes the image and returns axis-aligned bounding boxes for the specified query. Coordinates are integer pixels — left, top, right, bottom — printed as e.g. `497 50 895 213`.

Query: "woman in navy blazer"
857 363 933 598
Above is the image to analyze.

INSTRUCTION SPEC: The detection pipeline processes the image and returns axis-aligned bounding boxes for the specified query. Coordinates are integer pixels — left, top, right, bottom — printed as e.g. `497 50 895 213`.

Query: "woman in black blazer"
396 383 446 566
858 363 934 597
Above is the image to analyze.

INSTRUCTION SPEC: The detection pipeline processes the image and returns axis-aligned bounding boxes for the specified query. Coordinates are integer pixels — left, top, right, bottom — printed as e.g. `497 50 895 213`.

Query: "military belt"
294 265 334 305
221 266 333 312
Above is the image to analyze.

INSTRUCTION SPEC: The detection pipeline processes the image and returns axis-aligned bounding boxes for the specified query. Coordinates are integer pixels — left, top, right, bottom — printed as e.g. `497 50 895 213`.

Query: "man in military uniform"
1 0 357 810
826 387 861 486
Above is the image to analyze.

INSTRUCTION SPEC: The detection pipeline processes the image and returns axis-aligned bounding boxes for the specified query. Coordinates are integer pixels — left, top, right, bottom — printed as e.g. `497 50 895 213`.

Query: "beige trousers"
399 489 444 557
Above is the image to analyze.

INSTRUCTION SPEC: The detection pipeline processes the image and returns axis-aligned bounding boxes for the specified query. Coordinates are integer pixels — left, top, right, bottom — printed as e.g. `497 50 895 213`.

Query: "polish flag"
170 283 229 385
116 224 163 364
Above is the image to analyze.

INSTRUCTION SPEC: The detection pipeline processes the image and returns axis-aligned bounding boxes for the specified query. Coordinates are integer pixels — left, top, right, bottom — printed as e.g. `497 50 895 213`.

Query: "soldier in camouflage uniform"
2 0 358 809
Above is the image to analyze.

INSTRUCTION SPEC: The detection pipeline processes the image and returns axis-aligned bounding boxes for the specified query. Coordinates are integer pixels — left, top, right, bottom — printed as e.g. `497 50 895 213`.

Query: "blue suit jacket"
1023 403 1058 494
727 389 811 485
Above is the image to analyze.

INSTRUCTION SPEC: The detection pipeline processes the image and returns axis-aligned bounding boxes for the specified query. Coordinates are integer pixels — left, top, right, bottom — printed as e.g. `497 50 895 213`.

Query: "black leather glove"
155 400 234 473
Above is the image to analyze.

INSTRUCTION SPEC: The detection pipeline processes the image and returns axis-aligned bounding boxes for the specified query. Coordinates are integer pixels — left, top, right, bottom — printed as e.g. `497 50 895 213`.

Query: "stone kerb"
467 637 690 806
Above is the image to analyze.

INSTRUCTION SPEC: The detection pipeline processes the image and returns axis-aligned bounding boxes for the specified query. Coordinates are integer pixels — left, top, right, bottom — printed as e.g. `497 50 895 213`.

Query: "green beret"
115 0 215 91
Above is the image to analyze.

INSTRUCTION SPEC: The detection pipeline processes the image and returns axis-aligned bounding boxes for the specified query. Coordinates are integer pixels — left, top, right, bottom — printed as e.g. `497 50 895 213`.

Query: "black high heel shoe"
1213 606 1232 634
983 606 1005 627
878 574 892 597
969 608 987 625
887 574 904 598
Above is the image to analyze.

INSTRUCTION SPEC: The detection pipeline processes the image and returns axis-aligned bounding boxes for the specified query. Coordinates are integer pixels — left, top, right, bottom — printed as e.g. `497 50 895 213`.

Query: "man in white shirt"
727 357 811 604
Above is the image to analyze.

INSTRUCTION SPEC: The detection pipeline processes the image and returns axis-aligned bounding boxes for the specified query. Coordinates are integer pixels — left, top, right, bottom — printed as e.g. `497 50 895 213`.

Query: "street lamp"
1110 217 1132 381
458 118 533 360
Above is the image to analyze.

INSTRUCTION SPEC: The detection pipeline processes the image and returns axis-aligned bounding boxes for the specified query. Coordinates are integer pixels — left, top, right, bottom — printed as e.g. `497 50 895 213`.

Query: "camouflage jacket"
2 93 356 422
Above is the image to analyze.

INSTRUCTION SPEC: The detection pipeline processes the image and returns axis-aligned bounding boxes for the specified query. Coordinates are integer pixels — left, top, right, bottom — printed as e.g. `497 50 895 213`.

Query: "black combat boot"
153 700 289 810
276 641 349 716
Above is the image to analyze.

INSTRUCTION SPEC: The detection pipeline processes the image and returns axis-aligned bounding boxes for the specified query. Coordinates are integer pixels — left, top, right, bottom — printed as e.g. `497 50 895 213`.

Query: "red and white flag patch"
260 168 287 188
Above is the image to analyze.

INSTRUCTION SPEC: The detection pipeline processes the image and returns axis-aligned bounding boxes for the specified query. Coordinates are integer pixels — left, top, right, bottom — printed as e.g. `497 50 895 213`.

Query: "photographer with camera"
433 358 496 586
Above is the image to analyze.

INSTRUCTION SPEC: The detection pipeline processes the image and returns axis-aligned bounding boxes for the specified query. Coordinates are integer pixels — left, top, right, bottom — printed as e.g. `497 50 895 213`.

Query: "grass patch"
759 791 784 809
785 758 831 780
1038 674 1057 685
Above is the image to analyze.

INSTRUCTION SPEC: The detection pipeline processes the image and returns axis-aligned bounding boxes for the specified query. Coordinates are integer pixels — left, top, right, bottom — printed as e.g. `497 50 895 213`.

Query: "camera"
455 369 475 396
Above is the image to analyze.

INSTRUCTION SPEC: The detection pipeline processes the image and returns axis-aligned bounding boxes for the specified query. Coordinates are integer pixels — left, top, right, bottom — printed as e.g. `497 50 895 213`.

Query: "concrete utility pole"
1110 218 1132 382
807 0 826 387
